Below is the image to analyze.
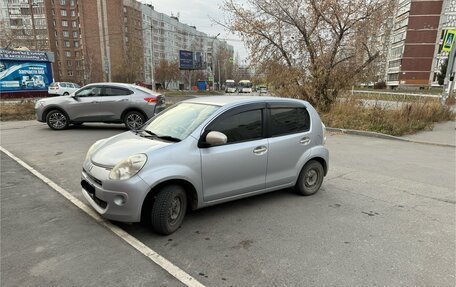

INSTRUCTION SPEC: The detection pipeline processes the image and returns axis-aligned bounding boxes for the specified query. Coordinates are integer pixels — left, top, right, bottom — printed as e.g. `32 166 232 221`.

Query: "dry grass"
0 100 36 121
321 98 455 136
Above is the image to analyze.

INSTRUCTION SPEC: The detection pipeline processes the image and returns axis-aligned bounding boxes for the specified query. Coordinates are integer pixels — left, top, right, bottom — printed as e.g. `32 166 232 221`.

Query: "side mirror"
71 94 79 100
205 131 227 146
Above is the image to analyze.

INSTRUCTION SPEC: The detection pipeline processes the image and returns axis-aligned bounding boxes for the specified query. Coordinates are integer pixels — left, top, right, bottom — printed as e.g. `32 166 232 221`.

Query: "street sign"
442 30 456 52
208 76 214 81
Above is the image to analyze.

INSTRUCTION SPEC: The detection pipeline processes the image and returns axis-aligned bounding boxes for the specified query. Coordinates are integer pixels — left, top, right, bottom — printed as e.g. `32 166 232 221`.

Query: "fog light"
113 195 126 206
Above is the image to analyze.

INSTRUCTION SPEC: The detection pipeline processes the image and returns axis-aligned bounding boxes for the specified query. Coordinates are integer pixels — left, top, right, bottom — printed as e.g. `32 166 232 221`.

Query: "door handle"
300 137 311 145
253 146 268 155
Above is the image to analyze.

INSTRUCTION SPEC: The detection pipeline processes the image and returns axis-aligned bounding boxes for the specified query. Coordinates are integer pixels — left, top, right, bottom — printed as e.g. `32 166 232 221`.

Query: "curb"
326 127 455 148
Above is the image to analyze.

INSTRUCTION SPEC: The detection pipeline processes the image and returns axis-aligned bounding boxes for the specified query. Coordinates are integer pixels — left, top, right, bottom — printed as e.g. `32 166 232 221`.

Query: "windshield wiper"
140 130 181 142
155 135 181 142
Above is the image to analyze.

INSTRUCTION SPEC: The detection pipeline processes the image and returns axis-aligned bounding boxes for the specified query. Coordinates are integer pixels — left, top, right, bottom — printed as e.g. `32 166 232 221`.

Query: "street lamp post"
211 33 220 91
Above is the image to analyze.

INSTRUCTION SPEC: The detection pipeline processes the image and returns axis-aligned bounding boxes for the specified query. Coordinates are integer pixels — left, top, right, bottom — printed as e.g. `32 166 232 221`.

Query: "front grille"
83 168 102 186
81 180 107 209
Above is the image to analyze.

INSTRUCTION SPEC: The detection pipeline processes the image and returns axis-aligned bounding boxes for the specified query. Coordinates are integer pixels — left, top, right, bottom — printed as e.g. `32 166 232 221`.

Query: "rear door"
265 102 312 188
96 86 133 121
200 103 268 202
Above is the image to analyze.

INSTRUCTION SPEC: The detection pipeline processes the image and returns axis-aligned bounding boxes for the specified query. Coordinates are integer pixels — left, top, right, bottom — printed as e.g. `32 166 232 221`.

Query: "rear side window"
209 109 262 144
103 87 133 96
60 83 68 88
270 108 310 137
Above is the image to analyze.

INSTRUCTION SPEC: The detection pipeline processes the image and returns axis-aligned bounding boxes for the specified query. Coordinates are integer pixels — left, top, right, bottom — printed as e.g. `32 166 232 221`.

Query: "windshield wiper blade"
155 135 181 142
142 130 157 137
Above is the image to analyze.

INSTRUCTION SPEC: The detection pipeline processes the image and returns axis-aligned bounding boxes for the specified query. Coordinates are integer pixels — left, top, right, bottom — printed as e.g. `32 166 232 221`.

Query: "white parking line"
0 146 205 287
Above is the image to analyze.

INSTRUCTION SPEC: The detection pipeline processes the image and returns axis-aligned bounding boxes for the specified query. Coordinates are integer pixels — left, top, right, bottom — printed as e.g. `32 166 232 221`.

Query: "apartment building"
386 0 444 88
79 0 144 83
431 0 456 84
141 4 233 88
1 0 233 87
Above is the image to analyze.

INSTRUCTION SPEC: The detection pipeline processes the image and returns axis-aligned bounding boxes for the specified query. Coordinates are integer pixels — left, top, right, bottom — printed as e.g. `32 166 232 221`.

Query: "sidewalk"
0 153 183 287
401 121 455 147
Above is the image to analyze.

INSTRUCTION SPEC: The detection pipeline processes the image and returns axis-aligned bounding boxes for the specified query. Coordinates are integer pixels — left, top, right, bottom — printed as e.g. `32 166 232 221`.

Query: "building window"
67 60 72 67
60 0 66 5
70 0 75 6
72 20 77 28
64 40 70 47
62 20 68 27
70 10 76 16
63 31 69 37
60 9 67 16
74 41 79 47
72 31 78 38
387 73 399 81
65 51 72 57
75 51 80 57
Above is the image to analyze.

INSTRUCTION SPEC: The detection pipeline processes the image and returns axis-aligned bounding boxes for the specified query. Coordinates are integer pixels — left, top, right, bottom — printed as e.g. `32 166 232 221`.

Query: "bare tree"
155 59 180 89
223 0 395 110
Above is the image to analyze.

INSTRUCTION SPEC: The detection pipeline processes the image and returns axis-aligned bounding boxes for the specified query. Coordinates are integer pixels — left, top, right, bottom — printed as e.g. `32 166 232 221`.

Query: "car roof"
85 82 135 88
184 96 307 107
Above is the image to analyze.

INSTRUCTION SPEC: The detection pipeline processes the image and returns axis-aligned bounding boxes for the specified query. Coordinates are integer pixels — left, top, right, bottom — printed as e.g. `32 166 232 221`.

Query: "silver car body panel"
81 96 329 222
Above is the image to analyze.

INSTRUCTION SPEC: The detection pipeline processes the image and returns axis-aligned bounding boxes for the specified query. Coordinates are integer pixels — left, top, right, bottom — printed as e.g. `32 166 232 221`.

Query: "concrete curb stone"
327 127 455 148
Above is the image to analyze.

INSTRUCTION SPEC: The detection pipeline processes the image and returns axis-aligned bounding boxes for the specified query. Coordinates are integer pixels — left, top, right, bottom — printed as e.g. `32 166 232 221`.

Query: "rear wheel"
150 185 187 235
63 92 69 96
295 160 324 196
124 111 146 130
46 109 69 130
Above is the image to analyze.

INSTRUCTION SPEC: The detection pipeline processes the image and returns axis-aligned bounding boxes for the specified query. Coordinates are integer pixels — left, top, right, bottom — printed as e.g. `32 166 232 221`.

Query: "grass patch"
0 100 36 121
321 99 455 136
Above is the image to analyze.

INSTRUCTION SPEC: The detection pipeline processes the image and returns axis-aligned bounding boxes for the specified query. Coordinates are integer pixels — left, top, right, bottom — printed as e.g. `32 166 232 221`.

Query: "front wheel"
46 109 69 130
151 185 187 235
295 160 324 196
124 111 146 130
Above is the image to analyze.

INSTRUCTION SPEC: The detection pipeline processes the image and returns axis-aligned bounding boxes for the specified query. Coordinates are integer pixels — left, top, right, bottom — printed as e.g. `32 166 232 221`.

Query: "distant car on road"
48 82 81 96
35 83 165 130
81 96 329 235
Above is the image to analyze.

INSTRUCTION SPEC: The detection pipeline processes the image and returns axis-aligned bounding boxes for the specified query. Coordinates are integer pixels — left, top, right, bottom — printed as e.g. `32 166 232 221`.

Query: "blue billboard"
0 49 53 92
179 50 205 70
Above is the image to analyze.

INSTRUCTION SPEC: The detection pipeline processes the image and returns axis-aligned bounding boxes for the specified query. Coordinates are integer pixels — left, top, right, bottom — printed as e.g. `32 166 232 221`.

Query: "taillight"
144 97 156 103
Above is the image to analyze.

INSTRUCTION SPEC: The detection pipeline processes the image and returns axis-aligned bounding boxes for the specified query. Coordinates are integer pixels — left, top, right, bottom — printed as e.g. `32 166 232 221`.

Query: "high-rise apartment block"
385 0 455 88
0 0 233 87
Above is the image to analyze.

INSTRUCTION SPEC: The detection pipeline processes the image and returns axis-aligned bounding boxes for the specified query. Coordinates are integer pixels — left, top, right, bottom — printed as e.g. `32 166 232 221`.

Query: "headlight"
109 154 147 180
85 139 106 161
35 101 44 109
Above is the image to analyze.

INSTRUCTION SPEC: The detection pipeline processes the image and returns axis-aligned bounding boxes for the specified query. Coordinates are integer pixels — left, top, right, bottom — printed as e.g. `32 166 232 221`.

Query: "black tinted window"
210 110 262 143
270 108 310 136
104 87 132 96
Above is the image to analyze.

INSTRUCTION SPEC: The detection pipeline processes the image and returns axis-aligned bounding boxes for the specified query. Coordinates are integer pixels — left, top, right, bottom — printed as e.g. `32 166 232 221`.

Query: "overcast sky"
143 0 249 62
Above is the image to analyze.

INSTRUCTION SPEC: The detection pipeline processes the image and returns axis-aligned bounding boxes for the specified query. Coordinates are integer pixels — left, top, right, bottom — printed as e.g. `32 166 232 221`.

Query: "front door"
67 86 102 122
200 107 268 202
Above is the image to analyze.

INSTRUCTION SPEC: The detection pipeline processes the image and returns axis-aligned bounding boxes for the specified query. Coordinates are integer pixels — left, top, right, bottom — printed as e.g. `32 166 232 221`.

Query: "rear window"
270 108 310 137
49 83 58 87
133 85 157 96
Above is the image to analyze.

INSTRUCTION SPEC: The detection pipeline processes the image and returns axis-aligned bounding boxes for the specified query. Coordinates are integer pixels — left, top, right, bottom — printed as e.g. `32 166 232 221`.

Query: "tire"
63 92 69 96
73 122 84 126
124 111 146 130
46 109 69 130
295 160 324 196
150 185 187 235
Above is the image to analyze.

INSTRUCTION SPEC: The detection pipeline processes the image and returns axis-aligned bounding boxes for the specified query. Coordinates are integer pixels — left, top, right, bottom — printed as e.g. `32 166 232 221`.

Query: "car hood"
91 132 171 167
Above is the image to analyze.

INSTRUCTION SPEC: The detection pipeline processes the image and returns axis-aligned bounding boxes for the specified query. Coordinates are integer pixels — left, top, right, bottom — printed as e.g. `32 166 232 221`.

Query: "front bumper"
81 162 150 222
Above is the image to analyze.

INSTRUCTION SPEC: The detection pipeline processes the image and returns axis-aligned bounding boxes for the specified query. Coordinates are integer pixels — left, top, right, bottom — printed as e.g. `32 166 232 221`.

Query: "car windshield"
143 102 220 141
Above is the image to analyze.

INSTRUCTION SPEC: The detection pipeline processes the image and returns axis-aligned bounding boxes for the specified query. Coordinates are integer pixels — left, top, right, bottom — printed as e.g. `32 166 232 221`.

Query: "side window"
103 87 133 96
60 83 68 88
209 109 263 144
270 108 310 137
75 86 101 97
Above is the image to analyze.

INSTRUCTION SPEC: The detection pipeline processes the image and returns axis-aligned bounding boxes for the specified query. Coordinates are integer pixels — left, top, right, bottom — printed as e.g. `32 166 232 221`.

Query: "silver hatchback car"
35 83 165 130
81 96 329 234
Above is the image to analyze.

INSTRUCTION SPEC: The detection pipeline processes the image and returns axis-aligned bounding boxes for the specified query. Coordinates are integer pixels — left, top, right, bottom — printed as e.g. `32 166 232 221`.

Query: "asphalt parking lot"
1 120 455 286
